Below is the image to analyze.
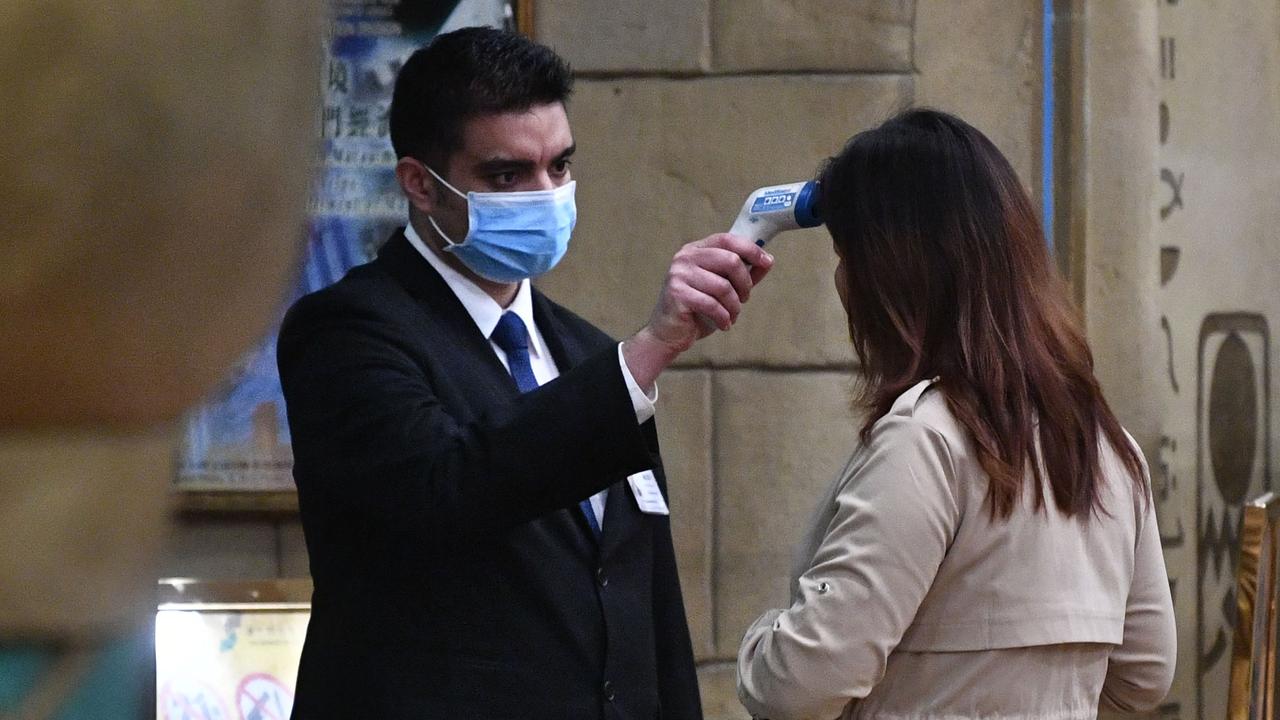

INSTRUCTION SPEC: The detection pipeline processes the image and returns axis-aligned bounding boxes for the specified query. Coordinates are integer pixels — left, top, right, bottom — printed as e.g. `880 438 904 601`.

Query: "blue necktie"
491 312 602 538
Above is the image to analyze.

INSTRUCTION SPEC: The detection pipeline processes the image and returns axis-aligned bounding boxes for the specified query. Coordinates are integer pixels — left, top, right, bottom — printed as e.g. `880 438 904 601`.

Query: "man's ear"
396 157 439 215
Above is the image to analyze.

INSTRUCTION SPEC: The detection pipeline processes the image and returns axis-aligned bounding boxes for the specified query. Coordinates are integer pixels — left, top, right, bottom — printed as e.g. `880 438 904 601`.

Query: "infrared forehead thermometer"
728 180 823 246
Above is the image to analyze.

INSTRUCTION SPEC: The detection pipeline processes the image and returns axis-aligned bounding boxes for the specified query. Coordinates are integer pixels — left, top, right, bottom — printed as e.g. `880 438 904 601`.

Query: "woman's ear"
396 157 440 216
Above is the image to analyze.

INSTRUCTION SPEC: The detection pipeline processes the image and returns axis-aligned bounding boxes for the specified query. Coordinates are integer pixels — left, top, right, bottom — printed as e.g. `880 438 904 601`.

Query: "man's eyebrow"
474 157 535 174
473 144 576 175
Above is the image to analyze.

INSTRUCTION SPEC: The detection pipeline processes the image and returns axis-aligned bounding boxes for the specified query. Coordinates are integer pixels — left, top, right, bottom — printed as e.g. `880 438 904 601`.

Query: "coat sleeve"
277 292 654 543
1100 455 1177 713
736 417 960 720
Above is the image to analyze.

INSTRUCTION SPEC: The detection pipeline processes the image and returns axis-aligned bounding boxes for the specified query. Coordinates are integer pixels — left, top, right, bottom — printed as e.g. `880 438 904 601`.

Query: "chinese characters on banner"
176 0 513 494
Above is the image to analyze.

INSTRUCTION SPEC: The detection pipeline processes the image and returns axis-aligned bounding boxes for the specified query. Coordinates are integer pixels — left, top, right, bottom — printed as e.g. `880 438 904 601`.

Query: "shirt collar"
404 222 547 359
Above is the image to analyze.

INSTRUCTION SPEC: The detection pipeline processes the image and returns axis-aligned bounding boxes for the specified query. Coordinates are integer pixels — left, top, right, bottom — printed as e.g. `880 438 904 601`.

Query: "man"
278 27 772 719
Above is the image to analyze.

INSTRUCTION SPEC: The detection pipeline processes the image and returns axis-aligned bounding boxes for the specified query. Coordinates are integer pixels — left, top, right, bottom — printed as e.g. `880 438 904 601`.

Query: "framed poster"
173 0 532 513
155 579 314 720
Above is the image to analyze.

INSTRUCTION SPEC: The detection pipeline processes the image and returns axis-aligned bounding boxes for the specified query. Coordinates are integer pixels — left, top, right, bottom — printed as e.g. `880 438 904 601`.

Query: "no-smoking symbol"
235 673 294 720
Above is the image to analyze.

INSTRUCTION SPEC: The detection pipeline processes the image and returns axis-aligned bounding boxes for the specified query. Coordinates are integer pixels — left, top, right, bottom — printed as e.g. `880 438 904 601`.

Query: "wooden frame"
158 578 313 608
1227 492 1280 720
515 0 535 37
173 490 298 516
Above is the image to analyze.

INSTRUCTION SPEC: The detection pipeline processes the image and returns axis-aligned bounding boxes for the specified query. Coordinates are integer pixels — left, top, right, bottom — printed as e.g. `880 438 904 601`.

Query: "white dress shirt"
405 222 658 528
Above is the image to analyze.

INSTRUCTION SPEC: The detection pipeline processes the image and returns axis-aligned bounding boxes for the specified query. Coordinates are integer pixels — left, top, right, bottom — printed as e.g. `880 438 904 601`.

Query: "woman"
737 110 1176 720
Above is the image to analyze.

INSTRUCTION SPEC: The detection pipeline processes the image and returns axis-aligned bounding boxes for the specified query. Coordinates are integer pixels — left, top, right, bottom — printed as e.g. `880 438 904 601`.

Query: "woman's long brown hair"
821 109 1144 519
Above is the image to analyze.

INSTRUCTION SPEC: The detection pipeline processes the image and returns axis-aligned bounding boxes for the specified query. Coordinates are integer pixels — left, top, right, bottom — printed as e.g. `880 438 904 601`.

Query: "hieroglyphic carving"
1160 247 1181 287
1195 314 1271 720
1160 168 1185 220
1157 30 1184 223
1162 315 1181 392
1161 36 1177 80
1157 435 1186 548
1155 8 1188 720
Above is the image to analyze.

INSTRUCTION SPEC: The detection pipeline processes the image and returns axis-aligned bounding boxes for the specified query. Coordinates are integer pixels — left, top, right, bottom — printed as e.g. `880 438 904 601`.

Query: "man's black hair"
390 27 574 168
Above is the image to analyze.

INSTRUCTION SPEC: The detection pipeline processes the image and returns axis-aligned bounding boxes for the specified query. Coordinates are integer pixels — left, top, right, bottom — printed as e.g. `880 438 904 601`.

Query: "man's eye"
493 171 518 185
552 159 573 175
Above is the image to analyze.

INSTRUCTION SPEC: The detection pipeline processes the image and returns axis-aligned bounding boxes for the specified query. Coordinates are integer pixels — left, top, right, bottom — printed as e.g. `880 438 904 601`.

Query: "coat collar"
378 228 589 375
376 228 635 550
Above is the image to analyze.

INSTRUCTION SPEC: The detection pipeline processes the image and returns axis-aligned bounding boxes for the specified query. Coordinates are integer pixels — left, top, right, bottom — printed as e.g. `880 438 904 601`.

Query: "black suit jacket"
277 230 702 719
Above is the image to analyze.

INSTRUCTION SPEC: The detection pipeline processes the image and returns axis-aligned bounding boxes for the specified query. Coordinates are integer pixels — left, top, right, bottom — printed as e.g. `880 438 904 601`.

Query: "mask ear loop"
422 164 468 248
424 164 467 199
426 215 462 248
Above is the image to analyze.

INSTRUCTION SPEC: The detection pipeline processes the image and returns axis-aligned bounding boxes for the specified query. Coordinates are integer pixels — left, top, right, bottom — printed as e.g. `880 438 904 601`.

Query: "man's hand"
623 234 774 389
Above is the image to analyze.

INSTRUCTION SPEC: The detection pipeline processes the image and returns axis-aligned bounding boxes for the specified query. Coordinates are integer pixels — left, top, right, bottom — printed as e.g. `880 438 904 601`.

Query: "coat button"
603 680 615 701
596 567 608 587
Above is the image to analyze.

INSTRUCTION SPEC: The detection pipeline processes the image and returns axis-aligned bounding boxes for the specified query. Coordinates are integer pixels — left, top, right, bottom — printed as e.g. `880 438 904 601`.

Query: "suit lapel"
600 476 644 559
530 288 586 374
379 239 637 549
376 229 519 401
532 288 644 549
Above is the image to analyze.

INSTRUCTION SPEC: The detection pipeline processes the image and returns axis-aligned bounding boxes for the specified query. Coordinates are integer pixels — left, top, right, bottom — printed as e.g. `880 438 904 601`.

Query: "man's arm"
279 232 773 544
279 297 650 543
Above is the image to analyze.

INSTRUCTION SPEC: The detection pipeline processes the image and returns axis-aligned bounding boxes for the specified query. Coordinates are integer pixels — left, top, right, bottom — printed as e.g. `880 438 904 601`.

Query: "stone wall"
535 1 1043 715
165 2 1047 717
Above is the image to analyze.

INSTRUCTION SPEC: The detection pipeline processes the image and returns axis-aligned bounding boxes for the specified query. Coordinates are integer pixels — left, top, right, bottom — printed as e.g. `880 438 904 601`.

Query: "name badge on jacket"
627 470 669 515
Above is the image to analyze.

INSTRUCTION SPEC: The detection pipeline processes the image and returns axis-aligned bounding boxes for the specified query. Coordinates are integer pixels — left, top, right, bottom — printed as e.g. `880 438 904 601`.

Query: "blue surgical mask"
425 166 576 283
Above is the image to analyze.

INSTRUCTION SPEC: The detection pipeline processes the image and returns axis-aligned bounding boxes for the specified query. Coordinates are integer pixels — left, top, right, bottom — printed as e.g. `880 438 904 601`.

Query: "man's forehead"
456 103 573 162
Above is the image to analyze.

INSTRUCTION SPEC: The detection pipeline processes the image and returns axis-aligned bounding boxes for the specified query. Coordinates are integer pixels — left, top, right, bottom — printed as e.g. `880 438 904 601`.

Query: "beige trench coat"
737 380 1176 720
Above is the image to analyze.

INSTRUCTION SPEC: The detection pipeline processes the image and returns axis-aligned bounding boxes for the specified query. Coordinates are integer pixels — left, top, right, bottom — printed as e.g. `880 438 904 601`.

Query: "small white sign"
627 470 669 515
